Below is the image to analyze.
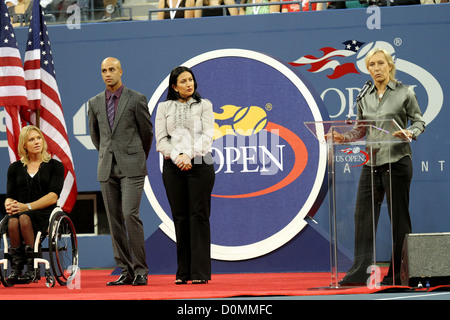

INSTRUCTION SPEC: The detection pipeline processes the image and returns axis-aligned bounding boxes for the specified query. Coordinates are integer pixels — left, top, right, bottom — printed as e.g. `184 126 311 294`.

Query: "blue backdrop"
1 4 449 273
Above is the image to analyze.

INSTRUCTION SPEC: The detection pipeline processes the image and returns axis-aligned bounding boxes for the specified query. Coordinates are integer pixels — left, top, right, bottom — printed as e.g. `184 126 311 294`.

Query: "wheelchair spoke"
48 212 78 286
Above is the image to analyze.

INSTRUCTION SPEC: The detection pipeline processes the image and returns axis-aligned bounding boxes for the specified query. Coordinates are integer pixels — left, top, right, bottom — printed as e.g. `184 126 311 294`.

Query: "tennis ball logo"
214 105 268 139
232 106 268 136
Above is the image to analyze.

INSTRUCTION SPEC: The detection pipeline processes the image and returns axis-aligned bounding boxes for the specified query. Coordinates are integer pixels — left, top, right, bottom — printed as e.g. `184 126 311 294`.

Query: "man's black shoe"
132 275 148 286
106 275 133 286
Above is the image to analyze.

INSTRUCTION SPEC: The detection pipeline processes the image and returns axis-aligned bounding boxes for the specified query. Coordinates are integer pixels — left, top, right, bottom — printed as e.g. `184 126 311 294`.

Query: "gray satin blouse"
343 81 425 166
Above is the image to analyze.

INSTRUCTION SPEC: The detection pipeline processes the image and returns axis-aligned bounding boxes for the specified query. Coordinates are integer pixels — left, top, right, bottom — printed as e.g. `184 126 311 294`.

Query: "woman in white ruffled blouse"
155 66 215 285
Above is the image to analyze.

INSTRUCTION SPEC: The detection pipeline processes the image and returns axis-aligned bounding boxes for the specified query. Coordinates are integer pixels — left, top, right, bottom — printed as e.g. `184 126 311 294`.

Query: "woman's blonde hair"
18 125 51 166
365 48 398 83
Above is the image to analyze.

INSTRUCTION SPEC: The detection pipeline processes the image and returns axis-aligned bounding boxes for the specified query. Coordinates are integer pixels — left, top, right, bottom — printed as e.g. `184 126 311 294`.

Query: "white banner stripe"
24 49 41 62
27 89 64 114
40 118 74 163
24 69 41 79
25 89 41 100
40 95 67 131
291 49 356 64
26 90 65 127
0 66 26 77
23 69 61 102
0 47 22 59
41 69 61 100
0 86 28 97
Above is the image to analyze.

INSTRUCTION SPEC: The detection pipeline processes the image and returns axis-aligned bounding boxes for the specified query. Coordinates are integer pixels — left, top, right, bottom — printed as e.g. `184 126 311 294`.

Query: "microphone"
346 80 373 123
356 80 373 102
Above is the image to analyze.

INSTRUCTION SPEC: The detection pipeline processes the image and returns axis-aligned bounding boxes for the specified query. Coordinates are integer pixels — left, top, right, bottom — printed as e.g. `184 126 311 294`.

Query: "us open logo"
338 147 369 168
145 49 329 261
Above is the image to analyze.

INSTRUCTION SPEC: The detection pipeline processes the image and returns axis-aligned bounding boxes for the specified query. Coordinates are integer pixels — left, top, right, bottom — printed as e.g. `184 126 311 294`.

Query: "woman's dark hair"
166 66 202 103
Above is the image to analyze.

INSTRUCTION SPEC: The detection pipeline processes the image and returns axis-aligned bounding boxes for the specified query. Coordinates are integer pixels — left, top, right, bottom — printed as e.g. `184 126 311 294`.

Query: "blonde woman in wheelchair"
3 125 64 284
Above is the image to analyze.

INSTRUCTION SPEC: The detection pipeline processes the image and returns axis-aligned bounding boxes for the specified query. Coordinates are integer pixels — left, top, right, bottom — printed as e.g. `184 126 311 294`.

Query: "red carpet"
0 269 409 300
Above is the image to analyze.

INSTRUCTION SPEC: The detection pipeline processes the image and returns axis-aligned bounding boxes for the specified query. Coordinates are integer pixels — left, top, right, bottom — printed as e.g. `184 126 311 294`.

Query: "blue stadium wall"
1 4 449 274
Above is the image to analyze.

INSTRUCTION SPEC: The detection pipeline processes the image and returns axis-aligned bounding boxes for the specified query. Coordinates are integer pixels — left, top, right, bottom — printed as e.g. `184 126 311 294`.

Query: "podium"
304 119 412 288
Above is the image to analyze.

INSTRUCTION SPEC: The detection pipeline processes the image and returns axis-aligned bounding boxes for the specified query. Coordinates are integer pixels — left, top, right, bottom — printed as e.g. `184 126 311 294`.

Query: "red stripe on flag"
4 106 22 161
0 56 24 68
0 76 29 87
23 59 41 70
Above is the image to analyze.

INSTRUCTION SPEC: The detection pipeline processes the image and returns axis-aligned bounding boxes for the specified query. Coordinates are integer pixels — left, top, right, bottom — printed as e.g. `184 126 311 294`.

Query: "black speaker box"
401 233 450 287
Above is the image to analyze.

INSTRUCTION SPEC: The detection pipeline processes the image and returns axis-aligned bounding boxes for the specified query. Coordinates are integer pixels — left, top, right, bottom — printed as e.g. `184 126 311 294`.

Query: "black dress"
5 159 65 233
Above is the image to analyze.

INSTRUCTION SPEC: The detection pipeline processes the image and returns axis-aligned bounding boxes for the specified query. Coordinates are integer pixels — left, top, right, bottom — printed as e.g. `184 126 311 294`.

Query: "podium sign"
304 120 411 288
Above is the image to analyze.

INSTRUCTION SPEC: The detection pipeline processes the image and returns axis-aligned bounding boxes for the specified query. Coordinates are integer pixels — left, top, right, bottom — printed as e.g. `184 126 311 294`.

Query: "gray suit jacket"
88 87 153 182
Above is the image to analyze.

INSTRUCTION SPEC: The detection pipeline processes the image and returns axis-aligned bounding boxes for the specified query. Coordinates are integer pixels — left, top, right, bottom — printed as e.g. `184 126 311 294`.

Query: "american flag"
24 0 77 213
289 40 364 79
0 0 29 162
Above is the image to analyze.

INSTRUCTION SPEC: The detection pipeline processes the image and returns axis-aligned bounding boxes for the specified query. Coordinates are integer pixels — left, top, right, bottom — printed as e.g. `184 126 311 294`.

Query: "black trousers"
101 159 148 278
342 156 413 285
162 154 215 281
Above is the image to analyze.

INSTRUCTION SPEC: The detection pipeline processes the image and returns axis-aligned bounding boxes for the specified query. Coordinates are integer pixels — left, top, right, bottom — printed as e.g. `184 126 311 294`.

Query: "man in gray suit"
88 57 153 286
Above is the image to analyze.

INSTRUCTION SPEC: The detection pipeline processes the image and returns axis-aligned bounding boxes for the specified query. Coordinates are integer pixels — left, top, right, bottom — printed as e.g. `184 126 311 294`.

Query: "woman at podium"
332 48 425 286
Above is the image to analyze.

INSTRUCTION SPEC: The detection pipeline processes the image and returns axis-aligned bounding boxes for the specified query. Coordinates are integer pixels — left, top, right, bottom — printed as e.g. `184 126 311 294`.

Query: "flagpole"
36 109 40 128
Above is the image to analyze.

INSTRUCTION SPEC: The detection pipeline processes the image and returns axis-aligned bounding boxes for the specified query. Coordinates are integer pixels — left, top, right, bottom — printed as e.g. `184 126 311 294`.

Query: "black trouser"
101 158 148 278
162 154 215 281
342 156 413 284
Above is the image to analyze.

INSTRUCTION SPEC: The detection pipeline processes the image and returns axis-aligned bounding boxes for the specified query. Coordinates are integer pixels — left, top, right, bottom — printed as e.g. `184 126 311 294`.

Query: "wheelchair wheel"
48 211 78 286
0 216 14 287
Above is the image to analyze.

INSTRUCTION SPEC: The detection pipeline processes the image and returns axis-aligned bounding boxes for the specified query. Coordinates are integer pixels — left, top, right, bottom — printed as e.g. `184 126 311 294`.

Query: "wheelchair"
0 207 78 287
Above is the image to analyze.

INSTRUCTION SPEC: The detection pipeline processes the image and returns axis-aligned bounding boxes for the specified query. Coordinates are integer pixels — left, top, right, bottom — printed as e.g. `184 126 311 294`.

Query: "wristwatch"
27 203 32 211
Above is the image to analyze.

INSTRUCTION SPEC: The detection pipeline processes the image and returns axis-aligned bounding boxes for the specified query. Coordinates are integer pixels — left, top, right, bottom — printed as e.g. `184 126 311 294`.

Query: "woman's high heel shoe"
175 279 187 285
192 280 208 284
